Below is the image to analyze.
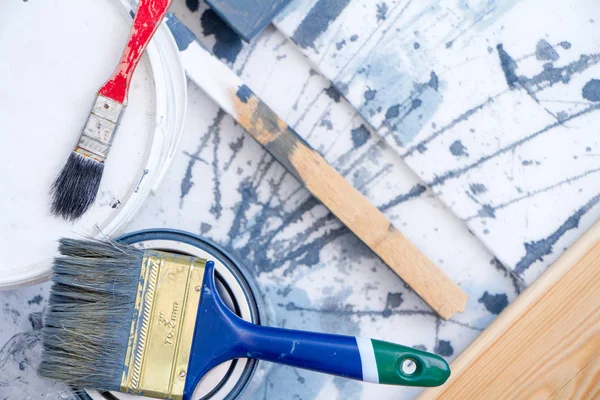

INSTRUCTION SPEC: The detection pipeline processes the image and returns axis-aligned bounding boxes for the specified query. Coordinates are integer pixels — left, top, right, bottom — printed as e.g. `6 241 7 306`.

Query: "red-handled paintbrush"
50 0 172 221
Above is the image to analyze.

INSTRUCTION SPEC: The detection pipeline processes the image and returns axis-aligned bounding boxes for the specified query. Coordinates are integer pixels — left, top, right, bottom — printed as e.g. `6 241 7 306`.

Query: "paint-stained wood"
167 15 468 320
206 0 292 41
418 220 600 399
549 354 600 400
230 86 468 320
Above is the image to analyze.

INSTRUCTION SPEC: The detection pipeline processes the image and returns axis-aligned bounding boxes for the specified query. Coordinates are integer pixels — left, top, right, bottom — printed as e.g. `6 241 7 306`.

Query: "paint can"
78 229 263 400
0 0 187 289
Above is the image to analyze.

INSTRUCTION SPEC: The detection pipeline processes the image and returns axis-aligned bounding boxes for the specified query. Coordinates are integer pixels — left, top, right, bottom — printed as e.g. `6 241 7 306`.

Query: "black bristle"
38 238 144 391
50 152 104 221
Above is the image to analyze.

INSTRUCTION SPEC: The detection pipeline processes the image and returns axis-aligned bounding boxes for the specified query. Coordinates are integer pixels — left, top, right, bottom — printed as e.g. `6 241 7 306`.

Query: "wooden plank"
549 354 600 400
166 14 468 320
418 220 600 399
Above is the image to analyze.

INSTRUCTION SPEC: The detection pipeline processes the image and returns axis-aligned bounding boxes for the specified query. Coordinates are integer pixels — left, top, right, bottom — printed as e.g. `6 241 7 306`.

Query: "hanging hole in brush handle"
99 0 173 104
365 339 450 386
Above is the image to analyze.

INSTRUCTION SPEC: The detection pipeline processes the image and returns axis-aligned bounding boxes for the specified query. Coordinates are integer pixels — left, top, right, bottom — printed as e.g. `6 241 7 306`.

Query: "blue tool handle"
183 262 450 400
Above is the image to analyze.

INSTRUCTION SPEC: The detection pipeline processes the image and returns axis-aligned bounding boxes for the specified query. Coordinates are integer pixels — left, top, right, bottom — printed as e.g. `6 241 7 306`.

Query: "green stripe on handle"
369 339 450 386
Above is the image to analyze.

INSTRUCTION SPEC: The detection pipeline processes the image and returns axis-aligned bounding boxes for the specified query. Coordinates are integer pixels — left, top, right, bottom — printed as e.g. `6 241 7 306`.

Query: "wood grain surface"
549 354 600 400
418 220 600 399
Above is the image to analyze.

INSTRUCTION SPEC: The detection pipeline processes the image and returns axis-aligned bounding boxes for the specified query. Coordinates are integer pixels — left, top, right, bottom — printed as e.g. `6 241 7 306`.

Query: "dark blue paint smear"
434 340 454 357
325 85 341 102
236 84 253 103
165 14 196 51
497 44 519 88
201 9 243 63
351 125 370 147
478 291 508 315
186 0 200 12
582 79 600 102
292 0 351 49
515 192 600 274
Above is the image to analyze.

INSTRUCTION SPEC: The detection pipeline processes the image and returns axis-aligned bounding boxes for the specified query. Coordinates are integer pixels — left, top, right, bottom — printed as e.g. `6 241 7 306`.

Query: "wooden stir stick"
166 16 468 320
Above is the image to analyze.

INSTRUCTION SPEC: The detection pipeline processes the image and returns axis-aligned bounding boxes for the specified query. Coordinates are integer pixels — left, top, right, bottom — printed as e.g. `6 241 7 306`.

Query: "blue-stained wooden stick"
184 261 451 397
164 15 468 320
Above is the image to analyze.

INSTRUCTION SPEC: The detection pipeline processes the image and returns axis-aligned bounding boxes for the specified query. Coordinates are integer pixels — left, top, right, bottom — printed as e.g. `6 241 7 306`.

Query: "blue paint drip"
324 85 341 102
478 292 508 315
497 44 519 88
582 79 600 102
350 125 370 147
201 9 243 64
449 140 468 157
292 0 351 49
236 84 253 103
515 192 600 274
165 14 196 51
434 340 453 357
376 2 388 21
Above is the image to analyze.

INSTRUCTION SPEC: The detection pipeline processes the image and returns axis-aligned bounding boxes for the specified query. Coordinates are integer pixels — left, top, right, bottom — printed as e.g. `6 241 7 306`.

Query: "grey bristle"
38 238 144 391
50 152 104 221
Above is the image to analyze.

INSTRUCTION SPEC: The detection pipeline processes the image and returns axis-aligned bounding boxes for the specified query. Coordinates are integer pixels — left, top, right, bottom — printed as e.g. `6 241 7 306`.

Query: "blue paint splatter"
414 42 420 50
582 79 600 101
535 39 559 62
497 44 519 88
478 291 508 314
376 2 388 21
201 9 243 63
292 0 351 49
236 85 253 103
324 85 341 102
469 183 487 194
364 88 377 102
428 71 439 91
434 340 454 357
27 295 43 306
478 204 496 219
515 192 600 274
449 140 468 157
385 104 400 119
351 125 370 147
186 0 199 12
350 34 359 42
559 41 572 49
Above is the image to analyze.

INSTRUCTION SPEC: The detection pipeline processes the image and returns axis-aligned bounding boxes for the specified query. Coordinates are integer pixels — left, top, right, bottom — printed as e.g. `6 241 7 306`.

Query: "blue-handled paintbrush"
38 239 450 399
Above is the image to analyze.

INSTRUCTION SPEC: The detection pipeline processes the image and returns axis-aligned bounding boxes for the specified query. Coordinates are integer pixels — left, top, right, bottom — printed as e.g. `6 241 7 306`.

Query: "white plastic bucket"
0 0 187 288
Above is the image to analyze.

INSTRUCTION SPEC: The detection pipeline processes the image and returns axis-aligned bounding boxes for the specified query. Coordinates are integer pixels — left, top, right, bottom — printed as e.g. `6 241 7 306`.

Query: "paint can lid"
80 229 261 400
0 0 186 289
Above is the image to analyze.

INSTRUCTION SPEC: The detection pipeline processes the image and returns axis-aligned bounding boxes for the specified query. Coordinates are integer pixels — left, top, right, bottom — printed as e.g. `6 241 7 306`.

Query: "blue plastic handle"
183 262 450 399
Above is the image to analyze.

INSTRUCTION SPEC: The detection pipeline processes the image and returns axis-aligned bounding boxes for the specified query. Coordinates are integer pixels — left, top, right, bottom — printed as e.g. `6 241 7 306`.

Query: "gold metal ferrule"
120 252 206 400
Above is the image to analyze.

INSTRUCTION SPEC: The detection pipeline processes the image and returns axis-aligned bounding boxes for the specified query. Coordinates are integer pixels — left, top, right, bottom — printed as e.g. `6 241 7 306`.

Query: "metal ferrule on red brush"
75 95 126 162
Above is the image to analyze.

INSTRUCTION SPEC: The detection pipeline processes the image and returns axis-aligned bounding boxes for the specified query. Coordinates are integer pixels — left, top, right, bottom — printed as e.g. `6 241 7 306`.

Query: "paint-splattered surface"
274 0 600 283
0 1 581 399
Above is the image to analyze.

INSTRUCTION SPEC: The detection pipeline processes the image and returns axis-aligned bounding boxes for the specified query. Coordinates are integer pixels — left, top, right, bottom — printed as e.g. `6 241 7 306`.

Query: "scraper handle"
99 0 173 104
